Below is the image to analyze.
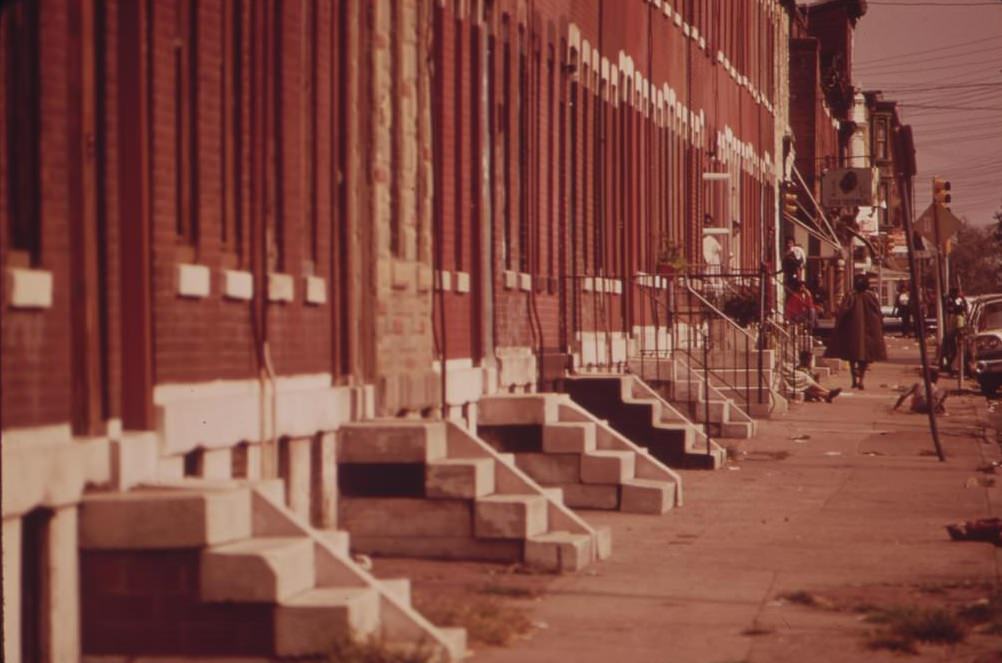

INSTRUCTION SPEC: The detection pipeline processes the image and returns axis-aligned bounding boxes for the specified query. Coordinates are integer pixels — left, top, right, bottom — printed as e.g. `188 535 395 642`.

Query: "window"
221 0 243 263
4 1 42 265
875 116 889 161
176 0 199 249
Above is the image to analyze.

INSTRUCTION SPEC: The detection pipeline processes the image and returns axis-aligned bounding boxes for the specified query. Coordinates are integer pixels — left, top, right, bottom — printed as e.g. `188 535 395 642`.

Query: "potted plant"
656 238 687 276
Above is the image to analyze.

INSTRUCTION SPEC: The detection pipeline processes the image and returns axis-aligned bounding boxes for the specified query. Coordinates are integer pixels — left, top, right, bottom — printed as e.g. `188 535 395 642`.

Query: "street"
380 337 1002 662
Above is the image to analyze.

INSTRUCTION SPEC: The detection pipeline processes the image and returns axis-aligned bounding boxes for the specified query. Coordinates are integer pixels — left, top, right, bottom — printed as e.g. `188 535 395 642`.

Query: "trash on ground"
823 451 843 456
791 434 811 441
965 476 996 488
946 518 1002 545
862 451 884 456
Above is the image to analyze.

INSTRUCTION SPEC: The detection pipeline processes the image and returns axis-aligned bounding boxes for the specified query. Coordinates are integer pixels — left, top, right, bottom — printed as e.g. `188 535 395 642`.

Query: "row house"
2 1 842 661
785 0 865 308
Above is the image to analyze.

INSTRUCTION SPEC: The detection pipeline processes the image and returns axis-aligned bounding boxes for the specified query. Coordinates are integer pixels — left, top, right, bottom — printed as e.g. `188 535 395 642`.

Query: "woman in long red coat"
824 274 887 389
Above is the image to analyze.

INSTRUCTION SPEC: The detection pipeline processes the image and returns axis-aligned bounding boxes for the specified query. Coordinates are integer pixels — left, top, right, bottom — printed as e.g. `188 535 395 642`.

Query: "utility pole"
897 127 945 462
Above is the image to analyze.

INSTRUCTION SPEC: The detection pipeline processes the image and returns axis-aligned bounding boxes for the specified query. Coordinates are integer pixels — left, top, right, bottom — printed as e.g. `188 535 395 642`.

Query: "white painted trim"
432 357 475 372
503 270 518 290
267 273 294 302
435 270 452 291
305 275 327 305
177 263 210 298
222 269 254 301
583 277 594 292
154 372 333 404
455 271 471 294
1 423 73 451
518 272 532 291
6 267 53 309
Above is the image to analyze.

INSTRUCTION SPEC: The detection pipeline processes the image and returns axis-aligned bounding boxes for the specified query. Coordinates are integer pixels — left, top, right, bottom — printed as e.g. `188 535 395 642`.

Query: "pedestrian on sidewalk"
893 369 948 414
894 283 912 337
782 365 843 403
824 273 887 390
940 286 968 373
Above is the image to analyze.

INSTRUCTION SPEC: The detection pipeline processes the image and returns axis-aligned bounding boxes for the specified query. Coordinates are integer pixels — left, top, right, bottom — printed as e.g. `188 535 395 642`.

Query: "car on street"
966 294 1002 396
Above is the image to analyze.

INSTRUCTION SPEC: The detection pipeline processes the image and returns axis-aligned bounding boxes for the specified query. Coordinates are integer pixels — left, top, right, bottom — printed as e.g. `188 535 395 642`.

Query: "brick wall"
81 549 274 657
1 2 74 429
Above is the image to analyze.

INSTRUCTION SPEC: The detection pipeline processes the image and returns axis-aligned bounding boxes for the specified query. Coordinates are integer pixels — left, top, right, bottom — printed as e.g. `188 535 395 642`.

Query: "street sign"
821 167 878 207
914 203 963 247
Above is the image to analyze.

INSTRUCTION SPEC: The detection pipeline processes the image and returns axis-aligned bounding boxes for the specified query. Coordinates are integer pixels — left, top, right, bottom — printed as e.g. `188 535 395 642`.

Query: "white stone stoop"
445 420 612 569
555 397 685 508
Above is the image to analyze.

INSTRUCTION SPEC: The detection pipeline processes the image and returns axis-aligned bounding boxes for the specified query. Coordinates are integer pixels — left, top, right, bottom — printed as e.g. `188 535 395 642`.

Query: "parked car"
965 294 1002 396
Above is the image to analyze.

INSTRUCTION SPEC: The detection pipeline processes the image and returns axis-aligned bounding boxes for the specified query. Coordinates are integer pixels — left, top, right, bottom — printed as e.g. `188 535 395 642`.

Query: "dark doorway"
21 508 51 662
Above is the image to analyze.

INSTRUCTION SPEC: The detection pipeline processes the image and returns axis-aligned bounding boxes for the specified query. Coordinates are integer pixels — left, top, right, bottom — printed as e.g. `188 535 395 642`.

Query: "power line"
855 44 1002 71
854 34 1000 66
868 1 1002 6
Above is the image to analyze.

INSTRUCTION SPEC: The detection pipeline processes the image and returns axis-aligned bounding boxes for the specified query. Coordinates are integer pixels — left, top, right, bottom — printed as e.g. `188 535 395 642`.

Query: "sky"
849 0 1002 226
849 0 1002 227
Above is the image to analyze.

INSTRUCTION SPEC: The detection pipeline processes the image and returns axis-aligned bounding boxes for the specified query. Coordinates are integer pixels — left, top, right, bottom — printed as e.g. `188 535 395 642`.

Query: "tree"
950 208 1002 295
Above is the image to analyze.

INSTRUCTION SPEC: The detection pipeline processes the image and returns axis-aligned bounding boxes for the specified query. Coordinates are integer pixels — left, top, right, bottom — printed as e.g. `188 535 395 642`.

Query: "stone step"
337 421 447 464
525 530 593 572
340 497 473 538
580 450 635 484
542 421 596 453
558 483 620 510
718 420 755 439
317 529 351 557
478 394 560 425
474 494 548 539
425 457 495 499
620 477 675 514
380 577 411 607
80 487 251 550
201 536 315 602
275 586 380 657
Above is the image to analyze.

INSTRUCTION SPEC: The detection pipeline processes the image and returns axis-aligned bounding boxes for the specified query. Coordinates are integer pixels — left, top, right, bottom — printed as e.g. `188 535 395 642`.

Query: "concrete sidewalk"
472 337 1002 663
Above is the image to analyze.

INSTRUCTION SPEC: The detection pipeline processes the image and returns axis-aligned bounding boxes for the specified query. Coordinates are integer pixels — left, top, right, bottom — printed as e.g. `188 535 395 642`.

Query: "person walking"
894 283 912 337
824 273 887 390
940 286 968 373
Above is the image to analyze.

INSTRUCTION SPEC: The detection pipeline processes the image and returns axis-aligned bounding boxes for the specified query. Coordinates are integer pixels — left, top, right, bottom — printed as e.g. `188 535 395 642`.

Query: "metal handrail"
682 281 756 343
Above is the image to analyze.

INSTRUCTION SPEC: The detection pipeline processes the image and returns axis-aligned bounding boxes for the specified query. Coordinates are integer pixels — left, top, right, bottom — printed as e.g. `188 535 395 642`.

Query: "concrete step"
525 530 593 572
275 586 380 657
80 487 251 550
338 421 447 464
380 577 412 607
542 421 597 453
201 536 315 602
581 450 636 484
317 529 351 557
474 494 548 539
425 457 495 499
620 477 676 514
478 394 560 425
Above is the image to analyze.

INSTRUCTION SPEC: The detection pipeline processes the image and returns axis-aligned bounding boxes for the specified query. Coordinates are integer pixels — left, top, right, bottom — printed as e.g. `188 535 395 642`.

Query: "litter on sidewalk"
946 518 1002 545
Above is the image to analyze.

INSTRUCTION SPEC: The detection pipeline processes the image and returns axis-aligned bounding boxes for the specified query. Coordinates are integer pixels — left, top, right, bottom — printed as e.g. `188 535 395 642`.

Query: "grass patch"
328 636 436 663
740 622 774 637
863 606 966 650
865 632 919 655
778 590 820 607
477 582 540 599
414 594 532 647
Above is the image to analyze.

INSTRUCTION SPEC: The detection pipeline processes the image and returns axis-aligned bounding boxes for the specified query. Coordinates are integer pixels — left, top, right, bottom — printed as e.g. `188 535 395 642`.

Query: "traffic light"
932 177 952 206
782 182 798 218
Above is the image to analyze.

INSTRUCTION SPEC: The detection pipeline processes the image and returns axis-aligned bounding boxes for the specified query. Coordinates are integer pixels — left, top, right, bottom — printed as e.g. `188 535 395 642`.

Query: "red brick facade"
2 0 787 429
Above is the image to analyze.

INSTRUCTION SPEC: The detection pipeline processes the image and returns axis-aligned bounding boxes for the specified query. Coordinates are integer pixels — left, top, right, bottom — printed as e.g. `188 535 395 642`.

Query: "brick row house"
1 1 876 661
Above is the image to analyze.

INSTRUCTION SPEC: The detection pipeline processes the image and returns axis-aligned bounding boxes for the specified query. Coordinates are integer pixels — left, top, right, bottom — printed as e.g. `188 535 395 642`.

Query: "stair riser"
474 497 548 539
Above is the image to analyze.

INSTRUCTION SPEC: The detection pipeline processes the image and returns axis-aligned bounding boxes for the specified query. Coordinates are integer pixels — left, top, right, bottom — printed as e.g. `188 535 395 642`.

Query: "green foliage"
951 209 1002 294
327 636 436 663
720 286 760 327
